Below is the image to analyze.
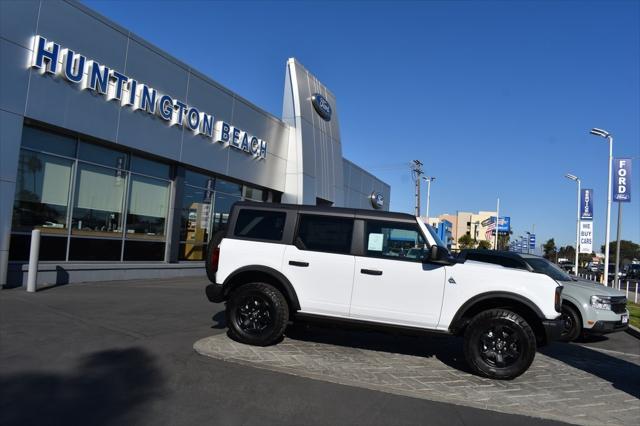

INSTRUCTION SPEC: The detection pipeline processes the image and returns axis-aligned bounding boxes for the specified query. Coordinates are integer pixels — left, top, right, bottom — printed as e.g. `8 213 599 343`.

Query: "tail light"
210 245 221 273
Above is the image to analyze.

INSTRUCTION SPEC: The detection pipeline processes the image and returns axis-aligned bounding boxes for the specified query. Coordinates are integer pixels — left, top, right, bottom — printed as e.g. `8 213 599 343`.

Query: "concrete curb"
625 324 640 339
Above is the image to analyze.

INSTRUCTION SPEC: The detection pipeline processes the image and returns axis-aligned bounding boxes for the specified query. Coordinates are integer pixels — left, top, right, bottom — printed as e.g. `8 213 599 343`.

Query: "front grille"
611 296 627 314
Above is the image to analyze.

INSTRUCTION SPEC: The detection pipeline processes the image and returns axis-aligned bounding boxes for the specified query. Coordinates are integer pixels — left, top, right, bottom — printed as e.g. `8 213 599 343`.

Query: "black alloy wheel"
463 308 536 380
478 324 521 368
235 295 273 334
226 282 289 346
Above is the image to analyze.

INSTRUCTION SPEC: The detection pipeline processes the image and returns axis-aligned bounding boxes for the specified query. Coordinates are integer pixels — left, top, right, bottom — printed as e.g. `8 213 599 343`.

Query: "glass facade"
9 125 272 264
178 176 247 261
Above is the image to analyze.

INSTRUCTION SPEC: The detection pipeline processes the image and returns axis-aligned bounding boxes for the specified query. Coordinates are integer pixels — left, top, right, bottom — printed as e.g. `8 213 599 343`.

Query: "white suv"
205 202 564 380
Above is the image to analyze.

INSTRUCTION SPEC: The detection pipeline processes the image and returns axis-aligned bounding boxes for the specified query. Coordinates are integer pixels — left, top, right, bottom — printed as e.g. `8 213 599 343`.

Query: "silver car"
458 250 630 342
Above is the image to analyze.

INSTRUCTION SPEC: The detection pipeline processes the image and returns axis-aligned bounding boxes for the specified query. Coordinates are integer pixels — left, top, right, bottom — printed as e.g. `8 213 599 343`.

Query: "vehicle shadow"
540 342 640 399
211 310 227 329
284 322 471 374
0 347 164 426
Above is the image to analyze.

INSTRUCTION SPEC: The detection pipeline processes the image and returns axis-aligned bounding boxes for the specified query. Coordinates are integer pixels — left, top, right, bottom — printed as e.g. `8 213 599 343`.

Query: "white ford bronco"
205 202 564 379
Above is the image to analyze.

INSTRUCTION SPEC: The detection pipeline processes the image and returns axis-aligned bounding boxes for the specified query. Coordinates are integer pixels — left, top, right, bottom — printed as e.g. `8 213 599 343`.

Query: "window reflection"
212 192 240 234
12 150 72 233
179 186 211 260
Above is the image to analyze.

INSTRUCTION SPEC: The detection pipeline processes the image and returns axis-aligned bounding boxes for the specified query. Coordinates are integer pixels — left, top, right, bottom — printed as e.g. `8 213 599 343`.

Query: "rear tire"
226 283 289 346
559 304 582 342
463 309 536 380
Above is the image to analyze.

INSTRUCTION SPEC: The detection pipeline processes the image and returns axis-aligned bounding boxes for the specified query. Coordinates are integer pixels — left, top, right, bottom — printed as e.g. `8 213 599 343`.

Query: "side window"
234 209 286 241
296 215 354 254
365 220 427 261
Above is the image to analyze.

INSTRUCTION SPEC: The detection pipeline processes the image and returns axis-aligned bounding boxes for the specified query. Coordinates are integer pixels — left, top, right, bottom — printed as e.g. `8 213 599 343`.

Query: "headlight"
590 295 612 310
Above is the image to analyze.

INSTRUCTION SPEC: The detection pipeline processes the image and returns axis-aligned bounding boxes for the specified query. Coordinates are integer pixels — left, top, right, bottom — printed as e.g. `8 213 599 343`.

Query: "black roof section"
231 201 417 222
459 250 525 259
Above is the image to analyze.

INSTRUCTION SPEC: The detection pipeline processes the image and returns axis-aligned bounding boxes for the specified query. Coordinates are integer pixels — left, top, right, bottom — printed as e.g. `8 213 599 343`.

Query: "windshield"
426 225 448 250
526 258 573 281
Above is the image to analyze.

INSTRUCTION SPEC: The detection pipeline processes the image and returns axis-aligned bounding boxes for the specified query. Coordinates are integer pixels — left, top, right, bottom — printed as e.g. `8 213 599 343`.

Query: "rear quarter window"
233 209 286 241
296 215 354 254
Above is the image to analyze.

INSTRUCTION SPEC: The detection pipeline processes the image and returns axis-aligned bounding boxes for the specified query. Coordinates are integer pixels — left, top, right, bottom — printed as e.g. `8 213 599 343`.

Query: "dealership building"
0 0 390 287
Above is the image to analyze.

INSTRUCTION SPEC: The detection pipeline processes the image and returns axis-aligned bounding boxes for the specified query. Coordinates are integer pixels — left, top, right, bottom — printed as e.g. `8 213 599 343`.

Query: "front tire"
226 283 289 346
463 309 536 380
559 304 582 342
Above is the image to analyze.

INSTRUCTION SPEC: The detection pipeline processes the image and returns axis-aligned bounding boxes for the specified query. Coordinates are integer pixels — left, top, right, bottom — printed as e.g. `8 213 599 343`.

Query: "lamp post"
526 232 531 254
589 128 613 286
565 173 581 276
422 176 435 220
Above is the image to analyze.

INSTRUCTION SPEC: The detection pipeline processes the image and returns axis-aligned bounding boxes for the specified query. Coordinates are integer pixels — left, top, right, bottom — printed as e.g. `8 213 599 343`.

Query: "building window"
12 150 73 233
243 186 265 202
72 162 126 237
126 174 170 239
179 184 212 260
10 125 172 262
178 175 244 261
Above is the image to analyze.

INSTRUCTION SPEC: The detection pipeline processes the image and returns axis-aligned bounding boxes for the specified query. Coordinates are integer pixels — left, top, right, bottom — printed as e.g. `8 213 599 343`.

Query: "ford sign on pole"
580 189 594 220
613 158 631 202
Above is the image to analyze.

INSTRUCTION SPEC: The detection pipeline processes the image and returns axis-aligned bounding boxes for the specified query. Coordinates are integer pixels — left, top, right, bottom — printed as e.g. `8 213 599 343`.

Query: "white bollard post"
26 229 40 293
635 282 638 304
625 280 629 299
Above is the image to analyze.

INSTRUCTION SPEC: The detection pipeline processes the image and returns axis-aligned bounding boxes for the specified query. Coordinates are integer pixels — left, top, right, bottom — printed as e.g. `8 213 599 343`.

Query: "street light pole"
590 128 613 286
565 173 581 276
423 176 435 220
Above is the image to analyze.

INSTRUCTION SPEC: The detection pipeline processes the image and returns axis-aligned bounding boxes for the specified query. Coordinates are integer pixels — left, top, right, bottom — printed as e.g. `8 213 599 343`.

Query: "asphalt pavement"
1 276 638 426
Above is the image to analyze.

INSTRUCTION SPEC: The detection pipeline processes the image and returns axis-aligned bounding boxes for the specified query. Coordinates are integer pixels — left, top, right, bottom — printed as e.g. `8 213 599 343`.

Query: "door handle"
289 261 309 267
361 269 383 276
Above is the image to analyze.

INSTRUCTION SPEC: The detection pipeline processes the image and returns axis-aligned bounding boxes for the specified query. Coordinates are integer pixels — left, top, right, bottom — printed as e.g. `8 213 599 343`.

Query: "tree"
477 240 492 250
458 234 476 250
600 240 640 264
558 245 576 262
543 238 557 260
497 232 511 251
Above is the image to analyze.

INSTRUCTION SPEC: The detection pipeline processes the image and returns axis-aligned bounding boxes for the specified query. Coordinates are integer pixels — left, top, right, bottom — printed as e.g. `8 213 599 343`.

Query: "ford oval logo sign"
370 192 384 209
311 93 332 121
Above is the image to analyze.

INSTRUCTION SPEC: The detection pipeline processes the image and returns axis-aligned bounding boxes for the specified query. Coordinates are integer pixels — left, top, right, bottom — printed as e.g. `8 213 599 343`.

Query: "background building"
425 211 505 251
0 0 390 287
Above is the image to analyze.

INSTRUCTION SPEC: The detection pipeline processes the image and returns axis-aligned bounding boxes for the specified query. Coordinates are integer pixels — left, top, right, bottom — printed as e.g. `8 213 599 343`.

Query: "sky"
84 0 640 251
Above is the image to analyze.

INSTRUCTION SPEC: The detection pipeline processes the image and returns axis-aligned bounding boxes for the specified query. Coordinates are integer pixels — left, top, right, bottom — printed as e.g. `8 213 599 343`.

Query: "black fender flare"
449 291 545 332
222 265 301 311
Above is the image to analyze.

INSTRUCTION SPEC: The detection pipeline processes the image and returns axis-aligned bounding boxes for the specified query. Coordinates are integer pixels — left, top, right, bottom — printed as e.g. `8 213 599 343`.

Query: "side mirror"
426 245 451 264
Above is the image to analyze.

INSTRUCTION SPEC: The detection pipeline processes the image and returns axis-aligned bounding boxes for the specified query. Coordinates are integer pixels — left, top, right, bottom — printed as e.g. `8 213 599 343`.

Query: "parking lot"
2 277 639 425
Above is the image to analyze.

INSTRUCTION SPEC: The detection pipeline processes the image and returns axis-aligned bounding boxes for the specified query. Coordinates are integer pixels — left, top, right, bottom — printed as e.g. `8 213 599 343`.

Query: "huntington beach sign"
29 35 268 159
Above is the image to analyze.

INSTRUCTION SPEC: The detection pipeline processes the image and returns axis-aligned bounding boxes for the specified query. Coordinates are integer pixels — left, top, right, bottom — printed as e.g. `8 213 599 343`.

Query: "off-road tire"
205 231 226 283
559 304 582 342
463 308 537 380
226 283 289 346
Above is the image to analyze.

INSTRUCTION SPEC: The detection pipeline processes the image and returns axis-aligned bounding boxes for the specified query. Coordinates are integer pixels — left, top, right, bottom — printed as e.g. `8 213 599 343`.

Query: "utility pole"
411 160 424 217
